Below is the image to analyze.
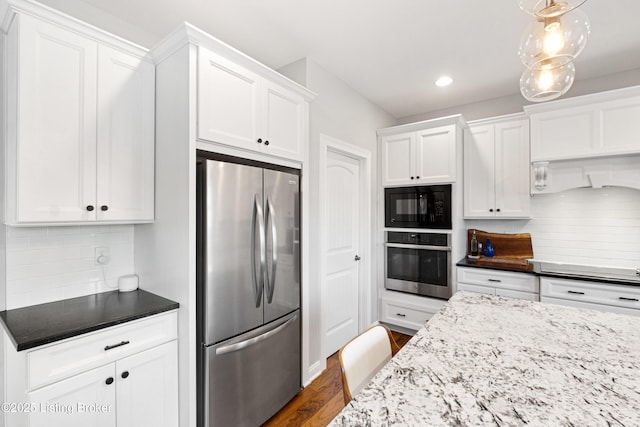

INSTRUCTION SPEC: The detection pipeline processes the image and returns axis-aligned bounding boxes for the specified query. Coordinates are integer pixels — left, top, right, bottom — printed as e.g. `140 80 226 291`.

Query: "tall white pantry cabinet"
2 0 155 226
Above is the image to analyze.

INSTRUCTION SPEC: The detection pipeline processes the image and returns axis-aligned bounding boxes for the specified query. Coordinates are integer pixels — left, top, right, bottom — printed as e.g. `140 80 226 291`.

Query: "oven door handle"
385 243 451 251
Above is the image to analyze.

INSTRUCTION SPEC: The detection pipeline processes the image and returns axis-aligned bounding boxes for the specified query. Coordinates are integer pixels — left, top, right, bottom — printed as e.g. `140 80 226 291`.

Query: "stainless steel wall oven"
385 231 451 299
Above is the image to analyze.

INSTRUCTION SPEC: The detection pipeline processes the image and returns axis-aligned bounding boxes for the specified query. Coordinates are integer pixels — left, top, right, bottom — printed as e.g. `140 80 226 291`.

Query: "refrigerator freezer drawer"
204 310 301 427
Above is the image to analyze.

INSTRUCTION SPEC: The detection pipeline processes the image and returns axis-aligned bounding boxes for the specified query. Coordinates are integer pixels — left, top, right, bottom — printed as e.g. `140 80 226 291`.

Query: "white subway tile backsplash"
466 187 640 268
5 225 134 309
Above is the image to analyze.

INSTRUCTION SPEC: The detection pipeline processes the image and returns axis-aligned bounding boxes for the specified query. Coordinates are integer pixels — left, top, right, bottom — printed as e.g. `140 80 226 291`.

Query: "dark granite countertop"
456 257 533 274
0 289 179 351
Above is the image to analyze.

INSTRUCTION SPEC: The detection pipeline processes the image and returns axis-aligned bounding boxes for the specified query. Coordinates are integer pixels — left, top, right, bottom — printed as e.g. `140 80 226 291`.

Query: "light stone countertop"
329 292 640 426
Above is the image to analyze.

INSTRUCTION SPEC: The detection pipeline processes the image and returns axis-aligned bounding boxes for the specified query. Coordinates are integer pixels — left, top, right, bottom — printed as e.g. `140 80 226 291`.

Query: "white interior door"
323 149 362 357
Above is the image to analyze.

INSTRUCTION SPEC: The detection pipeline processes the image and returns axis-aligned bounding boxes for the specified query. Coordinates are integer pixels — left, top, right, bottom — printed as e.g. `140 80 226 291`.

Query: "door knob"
354 255 361 261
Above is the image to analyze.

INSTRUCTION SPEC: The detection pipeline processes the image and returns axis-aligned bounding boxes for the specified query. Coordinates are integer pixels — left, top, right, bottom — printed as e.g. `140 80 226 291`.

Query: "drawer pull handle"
619 297 639 302
487 279 502 283
105 377 114 385
104 340 130 351
567 291 584 295
396 313 406 317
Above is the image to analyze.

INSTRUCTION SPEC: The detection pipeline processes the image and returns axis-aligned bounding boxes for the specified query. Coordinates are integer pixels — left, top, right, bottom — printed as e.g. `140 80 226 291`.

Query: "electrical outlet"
95 247 110 266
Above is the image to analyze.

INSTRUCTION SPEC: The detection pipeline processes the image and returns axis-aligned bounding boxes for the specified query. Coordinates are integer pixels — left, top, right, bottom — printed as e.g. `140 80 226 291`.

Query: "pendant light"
518 0 590 102
520 61 575 102
519 0 587 18
518 9 590 70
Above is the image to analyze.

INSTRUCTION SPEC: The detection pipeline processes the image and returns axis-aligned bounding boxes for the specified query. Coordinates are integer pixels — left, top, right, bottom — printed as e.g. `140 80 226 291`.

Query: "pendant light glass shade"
519 0 587 18
518 9 590 70
520 61 575 102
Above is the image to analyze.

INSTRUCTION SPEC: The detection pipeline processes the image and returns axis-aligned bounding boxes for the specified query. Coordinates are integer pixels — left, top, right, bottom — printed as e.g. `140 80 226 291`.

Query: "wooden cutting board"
466 229 534 271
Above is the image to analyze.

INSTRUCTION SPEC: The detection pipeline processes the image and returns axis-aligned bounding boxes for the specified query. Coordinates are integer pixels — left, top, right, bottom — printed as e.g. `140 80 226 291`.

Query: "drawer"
28 311 177 390
541 296 640 316
540 277 640 311
382 301 434 331
495 288 539 302
458 267 538 293
457 283 496 296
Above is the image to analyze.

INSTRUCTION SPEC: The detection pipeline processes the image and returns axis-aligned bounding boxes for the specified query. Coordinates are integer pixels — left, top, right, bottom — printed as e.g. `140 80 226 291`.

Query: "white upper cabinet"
96 45 155 222
464 116 530 219
379 115 463 187
380 132 415 186
415 126 457 184
526 86 640 162
198 47 307 161
4 5 155 225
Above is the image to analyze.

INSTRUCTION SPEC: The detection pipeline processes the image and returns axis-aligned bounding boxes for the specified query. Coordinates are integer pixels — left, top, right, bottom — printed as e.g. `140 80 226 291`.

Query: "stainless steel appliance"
385 231 452 299
384 185 452 229
196 152 301 427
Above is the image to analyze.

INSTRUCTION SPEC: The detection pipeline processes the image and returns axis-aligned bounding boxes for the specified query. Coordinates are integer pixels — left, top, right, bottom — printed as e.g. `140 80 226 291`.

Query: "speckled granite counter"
329 292 640 426
0 289 179 351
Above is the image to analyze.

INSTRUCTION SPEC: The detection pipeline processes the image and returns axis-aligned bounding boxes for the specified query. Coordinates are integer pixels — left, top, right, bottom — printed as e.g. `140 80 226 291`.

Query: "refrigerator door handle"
215 314 297 356
265 197 278 304
251 195 266 308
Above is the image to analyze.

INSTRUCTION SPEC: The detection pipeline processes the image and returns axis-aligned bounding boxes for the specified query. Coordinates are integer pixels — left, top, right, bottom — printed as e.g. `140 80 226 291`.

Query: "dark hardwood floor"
263 330 413 427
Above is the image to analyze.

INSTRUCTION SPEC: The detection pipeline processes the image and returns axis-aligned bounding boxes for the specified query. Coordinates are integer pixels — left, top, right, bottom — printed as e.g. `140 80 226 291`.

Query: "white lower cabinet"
540 277 640 315
456 267 539 301
28 364 116 427
5 312 178 427
380 292 447 331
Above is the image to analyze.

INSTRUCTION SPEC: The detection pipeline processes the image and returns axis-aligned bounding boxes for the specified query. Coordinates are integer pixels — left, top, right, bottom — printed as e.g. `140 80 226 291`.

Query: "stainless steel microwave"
384 185 452 229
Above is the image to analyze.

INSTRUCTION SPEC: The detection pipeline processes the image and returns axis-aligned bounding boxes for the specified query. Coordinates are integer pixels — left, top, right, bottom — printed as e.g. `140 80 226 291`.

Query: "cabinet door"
463 125 495 218
96 45 155 222
14 14 98 223
495 119 530 218
261 80 305 161
29 364 116 427
115 341 178 427
380 132 415 186
198 47 261 149
415 125 456 183
530 107 595 161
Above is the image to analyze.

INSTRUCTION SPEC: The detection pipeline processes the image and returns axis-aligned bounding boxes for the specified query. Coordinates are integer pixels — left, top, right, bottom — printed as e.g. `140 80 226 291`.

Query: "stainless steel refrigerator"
196 152 301 427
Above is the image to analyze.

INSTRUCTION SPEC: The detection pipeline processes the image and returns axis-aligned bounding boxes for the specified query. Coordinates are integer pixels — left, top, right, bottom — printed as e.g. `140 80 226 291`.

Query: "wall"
466 187 640 268
398 68 640 123
0 30 5 427
279 57 395 383
4 225 135 309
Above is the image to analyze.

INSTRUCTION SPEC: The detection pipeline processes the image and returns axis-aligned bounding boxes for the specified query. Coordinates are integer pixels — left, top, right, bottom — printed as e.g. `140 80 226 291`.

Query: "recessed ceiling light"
435 76 453 87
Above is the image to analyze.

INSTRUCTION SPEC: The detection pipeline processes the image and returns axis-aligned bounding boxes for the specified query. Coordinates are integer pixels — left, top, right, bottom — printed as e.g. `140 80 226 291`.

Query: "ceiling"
48 0 640 119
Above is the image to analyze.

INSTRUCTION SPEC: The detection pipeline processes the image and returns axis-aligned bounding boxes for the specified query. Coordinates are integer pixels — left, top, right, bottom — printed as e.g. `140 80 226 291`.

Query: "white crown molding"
1 0 150 60
376 114 467 136
524 85 640 115
151 22 315 101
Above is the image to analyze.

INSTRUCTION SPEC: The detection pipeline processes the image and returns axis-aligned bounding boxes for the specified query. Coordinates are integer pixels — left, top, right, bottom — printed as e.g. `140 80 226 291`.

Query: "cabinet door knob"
121 371 130 379
264 140 270 146
416 176 420 179
410 176 415 180
489 208 494 212
101 205 109 211
105 377 114 385
496 208 501 212
86 205 95 211
257 138 263 144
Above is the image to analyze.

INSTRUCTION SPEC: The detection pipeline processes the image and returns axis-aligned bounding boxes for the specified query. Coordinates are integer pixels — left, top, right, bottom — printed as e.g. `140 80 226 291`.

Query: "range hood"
531 154 640 194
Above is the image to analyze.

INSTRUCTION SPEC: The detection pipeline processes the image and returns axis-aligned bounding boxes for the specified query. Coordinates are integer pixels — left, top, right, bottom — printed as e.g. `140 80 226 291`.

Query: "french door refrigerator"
196 152 301 427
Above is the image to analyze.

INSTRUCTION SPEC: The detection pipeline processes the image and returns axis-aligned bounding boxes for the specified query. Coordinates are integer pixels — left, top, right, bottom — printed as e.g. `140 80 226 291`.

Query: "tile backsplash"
5 225 134 309
465 187 640 269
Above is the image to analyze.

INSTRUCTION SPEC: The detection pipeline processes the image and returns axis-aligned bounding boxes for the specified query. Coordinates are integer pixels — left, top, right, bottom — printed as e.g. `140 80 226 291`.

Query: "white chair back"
338 325 398 403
